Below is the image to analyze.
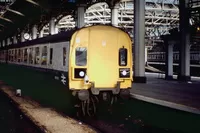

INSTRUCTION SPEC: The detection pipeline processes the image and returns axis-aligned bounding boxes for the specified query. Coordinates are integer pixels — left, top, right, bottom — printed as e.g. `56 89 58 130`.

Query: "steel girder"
189 0 200 26
43 0 179 45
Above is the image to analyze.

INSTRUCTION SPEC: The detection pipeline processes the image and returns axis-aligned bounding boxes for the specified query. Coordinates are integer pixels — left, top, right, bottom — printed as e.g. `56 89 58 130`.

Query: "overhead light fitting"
0 16 13 23
7 8 25 16
0 24 5 27
25 0 40 6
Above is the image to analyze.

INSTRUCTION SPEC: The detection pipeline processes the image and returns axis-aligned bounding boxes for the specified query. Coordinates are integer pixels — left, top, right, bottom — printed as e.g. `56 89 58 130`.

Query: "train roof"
0 29 77 50
79 24 131 35
0 24 131 50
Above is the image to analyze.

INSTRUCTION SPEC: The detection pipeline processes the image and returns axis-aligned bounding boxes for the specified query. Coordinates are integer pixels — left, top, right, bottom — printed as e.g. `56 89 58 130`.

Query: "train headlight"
122 70 127 76
79 71 85 77
74 68 86 79
119 68 130 78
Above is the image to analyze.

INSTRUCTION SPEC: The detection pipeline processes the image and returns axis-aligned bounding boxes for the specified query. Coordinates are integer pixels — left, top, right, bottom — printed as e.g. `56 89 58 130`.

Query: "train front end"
69 25 133 101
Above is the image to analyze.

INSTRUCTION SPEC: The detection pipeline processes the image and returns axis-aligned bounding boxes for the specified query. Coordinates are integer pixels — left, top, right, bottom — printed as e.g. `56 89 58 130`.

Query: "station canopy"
0 0 120 40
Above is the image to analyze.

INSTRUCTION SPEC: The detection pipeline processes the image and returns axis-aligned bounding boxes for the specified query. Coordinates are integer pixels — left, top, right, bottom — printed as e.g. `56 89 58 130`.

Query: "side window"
12 49 15 62
11 50 14 62
10 50 13 62
50 48 53 64
119 48 127 66
15 49 17 62
10 50 12 61
41 46 47 65
1 51 3 61
20 49 23 62
8 50 11 61
76 47 87 66
24 48 28 63
18 49 21 62
13 50 15 62
63 47 66 66
29 48 33 64
35 47 40 64
0 52 1 61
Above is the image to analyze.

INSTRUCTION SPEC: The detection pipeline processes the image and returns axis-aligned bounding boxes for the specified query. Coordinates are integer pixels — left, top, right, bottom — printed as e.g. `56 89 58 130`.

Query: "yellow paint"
69 25 133 91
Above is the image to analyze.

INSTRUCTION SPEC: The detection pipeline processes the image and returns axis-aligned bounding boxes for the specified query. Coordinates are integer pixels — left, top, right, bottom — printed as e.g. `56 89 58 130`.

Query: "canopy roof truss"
54 0 179 43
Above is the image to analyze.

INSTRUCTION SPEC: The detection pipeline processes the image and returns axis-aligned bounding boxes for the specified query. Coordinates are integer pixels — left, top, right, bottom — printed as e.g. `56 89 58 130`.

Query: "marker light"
119 68 130 78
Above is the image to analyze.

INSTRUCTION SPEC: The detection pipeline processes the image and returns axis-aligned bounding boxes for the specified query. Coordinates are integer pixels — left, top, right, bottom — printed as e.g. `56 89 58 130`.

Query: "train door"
62 42 70 72
48 45 54 70
41 45 48 67
86 31 118 88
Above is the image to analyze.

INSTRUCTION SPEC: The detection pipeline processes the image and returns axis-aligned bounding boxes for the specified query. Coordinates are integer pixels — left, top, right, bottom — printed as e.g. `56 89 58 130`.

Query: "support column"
165 39 174 80
39 29 44 38
133 0 146 83
2 40 5 47
76 4 85 28
13 36 17 44
178 0 191 81
32 25 37 39
55 27 59 34
21 31 25 42
111 3 119 27
49 17 56 35
29 34 32 40
7 38 10 46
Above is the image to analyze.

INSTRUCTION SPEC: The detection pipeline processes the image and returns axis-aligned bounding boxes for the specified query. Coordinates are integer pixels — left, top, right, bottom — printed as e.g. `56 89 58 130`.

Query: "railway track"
0 91 41 133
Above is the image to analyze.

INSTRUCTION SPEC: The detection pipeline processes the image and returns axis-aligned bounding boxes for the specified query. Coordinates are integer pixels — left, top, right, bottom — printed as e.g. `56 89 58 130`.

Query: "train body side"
0 42 69 72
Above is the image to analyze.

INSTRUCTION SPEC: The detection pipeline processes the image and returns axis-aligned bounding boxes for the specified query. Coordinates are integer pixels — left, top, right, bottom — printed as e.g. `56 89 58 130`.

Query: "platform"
131 72 200 115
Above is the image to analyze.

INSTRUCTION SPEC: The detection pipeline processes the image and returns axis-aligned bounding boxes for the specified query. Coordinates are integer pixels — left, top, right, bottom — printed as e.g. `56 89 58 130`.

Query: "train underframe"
72 86 131 116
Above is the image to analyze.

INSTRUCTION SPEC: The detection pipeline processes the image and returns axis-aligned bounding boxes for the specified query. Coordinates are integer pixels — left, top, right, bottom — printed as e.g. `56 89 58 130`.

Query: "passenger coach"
0 25 133 104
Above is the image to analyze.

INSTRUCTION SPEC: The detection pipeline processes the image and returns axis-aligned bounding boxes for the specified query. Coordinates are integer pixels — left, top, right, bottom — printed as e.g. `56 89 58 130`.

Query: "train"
147 51 200 64
0 25 133 116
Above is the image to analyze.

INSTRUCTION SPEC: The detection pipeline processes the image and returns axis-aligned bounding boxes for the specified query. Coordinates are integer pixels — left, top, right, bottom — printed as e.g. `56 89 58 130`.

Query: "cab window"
119 48 127 66
76 47 87 66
